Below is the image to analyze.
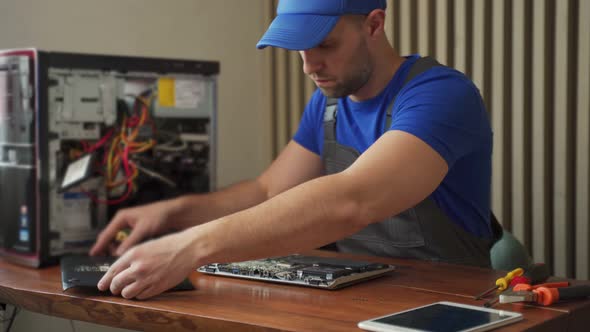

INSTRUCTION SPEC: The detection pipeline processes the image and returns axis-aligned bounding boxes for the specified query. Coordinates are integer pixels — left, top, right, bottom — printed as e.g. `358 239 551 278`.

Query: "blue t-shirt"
294 55 493 238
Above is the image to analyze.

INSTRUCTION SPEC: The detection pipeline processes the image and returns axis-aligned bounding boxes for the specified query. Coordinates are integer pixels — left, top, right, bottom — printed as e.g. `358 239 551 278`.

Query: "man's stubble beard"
320 40 373 98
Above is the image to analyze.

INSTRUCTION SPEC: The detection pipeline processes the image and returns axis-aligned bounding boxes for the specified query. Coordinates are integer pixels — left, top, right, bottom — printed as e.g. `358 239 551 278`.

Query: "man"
91 0 493 300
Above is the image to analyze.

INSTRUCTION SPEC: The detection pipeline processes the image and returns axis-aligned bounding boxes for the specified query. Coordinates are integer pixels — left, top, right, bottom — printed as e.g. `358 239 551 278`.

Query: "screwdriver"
475 267 524 300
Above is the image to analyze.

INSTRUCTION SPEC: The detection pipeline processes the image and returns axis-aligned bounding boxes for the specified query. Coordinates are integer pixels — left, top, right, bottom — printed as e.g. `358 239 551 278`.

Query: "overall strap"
384 56 442 130
323 97 339 142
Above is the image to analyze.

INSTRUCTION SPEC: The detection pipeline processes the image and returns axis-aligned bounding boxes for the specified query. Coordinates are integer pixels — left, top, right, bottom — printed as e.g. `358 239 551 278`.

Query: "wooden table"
0 250 588 331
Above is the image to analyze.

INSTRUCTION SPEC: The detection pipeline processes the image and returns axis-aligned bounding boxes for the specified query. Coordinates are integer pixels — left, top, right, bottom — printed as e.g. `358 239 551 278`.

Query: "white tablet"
358 301 523 332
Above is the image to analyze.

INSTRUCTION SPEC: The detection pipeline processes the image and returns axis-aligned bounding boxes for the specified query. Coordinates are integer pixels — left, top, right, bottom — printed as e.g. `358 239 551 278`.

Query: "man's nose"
300 50 323 76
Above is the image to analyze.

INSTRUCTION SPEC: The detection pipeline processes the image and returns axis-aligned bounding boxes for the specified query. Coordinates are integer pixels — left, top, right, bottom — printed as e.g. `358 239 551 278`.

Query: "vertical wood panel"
288 52 303 135
472 0 486 98
453 0 467 73
491 0 506 228
502 0 514 232
409 0 418 54
567 0 578 279
274 49 290 150
553 0 573 277
446 0 455 68
417 0 430 56
523 0 533 253
482 0 493 109
267 2 278 156
428 0 437 57
531 0 552 267
575 0 590 280
260 1 275 163
510 0 526 243
510 0 533 251
464 0 474 78
399 0 412 54
435 0 450 65
566 0 579 279
391 0 401 52
385 0 395 46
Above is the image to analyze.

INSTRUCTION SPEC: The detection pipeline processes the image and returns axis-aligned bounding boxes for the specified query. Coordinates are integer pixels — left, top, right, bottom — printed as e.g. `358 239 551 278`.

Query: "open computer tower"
0 48 219 267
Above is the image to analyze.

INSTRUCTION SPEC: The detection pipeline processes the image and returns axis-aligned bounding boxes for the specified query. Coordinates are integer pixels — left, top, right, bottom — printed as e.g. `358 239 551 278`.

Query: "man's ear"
365 9 386 37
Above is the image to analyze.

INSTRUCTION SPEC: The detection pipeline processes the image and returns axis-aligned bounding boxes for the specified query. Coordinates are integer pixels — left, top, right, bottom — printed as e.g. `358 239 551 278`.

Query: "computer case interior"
0 48 219 267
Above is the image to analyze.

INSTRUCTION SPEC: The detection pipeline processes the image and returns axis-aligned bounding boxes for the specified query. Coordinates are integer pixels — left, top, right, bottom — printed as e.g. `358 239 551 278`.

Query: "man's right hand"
89 199 177 257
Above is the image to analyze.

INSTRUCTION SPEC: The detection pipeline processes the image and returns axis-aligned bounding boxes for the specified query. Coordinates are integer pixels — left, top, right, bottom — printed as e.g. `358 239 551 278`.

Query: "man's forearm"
168 178 270 230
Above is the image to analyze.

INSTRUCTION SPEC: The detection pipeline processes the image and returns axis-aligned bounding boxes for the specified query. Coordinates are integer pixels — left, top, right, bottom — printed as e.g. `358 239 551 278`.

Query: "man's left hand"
97 229 197 299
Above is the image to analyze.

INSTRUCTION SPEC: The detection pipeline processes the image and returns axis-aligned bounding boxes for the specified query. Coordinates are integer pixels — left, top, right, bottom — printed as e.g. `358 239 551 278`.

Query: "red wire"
101 144 110 165
84 128 115 153
127 116 140 127
82 181 133 205
122 145 131 176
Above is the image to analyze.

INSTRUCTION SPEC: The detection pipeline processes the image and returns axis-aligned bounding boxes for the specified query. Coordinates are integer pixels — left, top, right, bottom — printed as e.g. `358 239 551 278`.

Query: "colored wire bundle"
80 93 156 205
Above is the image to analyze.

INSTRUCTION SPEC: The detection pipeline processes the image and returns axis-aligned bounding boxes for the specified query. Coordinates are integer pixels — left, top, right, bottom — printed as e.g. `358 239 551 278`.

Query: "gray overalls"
322 57 493 268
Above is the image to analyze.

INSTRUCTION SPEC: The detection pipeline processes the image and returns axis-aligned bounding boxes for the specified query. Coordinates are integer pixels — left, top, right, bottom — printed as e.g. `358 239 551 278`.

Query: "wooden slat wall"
264 0 590 279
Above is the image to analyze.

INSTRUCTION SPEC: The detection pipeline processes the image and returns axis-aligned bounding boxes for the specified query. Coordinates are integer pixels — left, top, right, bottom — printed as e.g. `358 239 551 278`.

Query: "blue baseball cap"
257 0 387 51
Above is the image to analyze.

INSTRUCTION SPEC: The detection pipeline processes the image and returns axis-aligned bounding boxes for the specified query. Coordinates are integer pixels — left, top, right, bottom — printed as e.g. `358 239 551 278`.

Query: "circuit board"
197 255 395 289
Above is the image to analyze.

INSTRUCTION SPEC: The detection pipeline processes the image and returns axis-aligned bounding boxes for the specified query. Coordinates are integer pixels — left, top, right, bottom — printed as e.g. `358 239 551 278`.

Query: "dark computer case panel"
0 48 219 267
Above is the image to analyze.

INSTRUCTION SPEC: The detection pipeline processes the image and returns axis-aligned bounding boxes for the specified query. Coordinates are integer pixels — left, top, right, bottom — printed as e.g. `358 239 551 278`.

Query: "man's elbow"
334 173 416 230
331 174 379 231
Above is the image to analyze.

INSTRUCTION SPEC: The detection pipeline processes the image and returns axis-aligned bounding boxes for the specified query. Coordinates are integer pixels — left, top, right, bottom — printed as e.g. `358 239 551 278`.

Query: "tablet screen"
373 303 514 332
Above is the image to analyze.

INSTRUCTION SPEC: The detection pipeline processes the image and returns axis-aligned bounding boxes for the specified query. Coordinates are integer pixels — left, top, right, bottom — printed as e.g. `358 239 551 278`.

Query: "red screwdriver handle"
532 281 570 290
513 281 569 292
510 276 530 286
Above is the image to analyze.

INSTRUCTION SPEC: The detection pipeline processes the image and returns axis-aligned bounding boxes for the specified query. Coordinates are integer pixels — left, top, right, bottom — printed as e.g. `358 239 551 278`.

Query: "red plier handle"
533 285 590 306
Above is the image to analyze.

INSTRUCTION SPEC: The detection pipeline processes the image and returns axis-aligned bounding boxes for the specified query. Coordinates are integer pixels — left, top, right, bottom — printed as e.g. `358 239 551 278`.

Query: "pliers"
484 282 568 307
500 283 590 306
